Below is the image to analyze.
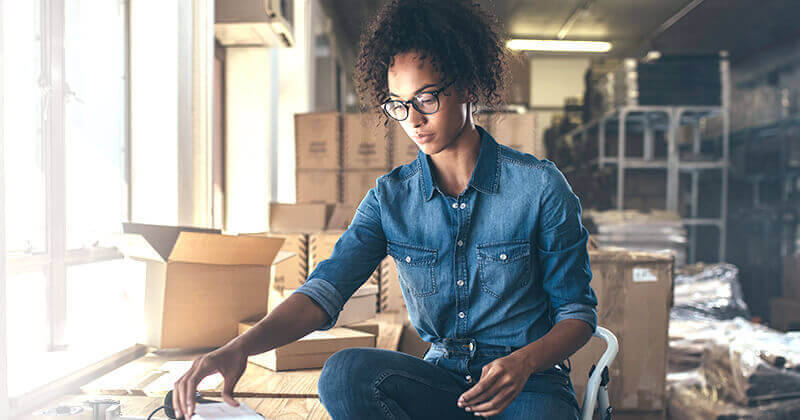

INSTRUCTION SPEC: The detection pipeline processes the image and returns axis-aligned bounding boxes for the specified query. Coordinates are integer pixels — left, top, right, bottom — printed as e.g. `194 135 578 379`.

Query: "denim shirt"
292 125 598 348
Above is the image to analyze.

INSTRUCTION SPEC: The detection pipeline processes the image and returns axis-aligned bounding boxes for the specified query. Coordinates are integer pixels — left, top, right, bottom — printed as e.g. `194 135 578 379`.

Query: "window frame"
2 0 134 410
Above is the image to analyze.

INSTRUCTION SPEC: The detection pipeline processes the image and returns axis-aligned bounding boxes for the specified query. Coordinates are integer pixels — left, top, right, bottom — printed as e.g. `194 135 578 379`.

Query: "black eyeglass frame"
380 79 456 121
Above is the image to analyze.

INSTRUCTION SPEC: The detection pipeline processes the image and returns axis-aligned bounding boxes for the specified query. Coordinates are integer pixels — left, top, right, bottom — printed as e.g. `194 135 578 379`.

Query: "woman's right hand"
172 342 248 418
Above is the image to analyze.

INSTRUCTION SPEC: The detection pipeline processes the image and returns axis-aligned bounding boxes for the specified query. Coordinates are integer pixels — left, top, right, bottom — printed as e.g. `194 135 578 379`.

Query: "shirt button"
452 202 458 209
457 240 464 247
499 253 508 261
465 374 472 382
405 256 412 263
457 280 465 287
458 311 466 319
459 203 466 209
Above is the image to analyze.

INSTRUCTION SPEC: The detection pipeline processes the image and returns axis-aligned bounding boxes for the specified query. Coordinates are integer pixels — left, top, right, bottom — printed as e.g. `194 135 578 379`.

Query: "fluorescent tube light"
507 39 612 53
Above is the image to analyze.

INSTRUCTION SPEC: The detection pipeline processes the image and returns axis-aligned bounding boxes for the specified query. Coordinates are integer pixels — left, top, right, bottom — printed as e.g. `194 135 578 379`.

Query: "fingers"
458 365 498 407
183 371 198 418
221 373 241 407
174 357 204 419
469 387 515 417
458 369 497 407
461 378 506 411
172 384 182 419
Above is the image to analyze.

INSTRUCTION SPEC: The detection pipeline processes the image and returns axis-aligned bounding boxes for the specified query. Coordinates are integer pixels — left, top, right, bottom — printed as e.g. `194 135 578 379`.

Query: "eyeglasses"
380 80 455 121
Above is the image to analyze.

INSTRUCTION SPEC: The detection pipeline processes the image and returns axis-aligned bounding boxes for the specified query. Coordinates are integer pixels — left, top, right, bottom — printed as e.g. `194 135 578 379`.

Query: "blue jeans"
318 339 581 419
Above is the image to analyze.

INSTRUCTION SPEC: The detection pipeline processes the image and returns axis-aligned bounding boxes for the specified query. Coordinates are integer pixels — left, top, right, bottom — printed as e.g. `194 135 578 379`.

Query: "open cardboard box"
115 223 287 350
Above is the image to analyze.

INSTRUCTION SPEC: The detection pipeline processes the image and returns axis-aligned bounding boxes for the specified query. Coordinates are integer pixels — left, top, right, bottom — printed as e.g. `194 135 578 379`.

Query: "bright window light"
507 39 612 53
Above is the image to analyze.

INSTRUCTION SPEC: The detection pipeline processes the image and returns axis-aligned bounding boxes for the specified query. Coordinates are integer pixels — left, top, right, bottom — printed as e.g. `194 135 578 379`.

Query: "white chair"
580 326 619 420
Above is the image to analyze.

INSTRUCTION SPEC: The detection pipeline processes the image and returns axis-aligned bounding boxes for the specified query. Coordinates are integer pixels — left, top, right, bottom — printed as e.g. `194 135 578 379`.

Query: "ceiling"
319 0 800 64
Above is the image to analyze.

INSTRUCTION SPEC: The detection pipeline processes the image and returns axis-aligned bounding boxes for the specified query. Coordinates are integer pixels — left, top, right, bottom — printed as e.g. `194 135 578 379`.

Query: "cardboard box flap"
273 251 295 265
352 284 379 297
119 223 222 262
112 232 166 262
169 232 285 266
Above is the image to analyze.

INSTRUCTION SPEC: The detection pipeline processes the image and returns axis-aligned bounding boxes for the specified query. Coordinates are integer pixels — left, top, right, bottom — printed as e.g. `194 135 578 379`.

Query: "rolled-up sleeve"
535 161 598 332
291 186 387 330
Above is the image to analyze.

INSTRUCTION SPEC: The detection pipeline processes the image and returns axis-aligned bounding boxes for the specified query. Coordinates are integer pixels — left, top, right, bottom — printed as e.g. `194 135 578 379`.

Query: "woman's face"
386 51 469 155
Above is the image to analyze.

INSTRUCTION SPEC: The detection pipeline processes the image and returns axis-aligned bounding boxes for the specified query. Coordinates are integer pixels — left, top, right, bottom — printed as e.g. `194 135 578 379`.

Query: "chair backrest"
580 326 619 420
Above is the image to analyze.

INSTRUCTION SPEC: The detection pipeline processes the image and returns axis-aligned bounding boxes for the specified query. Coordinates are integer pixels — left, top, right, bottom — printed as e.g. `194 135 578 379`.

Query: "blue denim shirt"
293 125 598 348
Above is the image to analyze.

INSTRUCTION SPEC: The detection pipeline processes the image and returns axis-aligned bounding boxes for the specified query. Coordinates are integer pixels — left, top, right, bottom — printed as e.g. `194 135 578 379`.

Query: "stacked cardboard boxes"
478 112 544 157
295 113 342 204
295 112 392 208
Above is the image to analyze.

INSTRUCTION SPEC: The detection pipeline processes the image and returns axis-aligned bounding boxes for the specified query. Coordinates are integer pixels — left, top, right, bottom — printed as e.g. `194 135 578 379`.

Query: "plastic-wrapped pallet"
671 263 750 322
583 209 688 266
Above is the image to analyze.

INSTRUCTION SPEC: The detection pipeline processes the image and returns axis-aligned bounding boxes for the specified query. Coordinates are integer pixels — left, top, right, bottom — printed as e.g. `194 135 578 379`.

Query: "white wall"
530 57 590 107
130 0 180 226
530 57 591 159
275 0 314 203
224 48 273 234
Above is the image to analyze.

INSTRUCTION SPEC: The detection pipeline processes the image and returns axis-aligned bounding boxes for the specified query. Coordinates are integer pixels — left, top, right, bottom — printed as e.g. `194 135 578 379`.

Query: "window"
2 0 140 400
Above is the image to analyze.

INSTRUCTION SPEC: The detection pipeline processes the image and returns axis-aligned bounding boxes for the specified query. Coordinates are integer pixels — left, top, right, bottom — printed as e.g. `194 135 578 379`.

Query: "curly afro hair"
354 0 515 125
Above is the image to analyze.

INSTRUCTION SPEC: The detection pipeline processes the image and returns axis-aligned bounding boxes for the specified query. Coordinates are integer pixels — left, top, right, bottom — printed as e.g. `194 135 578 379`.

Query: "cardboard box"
343 320 380 336
244 232 308 292
342 113 390 169
115 223 286 349
770 297 800 331
490 113 540 156
239 320 375 371
308 231 379 292
334 284 379 327
308 231 345 274
296 170 341 204
342 169 385 206
378 256 406 313
389 124 419 168
569 250 674 411
295 112 340 170
269 203 331 232
782 255 800 299
326 204 356 231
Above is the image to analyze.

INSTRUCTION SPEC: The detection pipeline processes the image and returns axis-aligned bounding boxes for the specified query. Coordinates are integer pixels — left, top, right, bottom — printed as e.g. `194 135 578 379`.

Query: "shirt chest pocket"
477 240 532 299
387 241 438 298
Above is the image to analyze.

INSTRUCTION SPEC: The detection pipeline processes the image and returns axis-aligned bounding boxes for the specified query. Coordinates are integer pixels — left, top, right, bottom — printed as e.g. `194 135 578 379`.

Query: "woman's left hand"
457 352 534 417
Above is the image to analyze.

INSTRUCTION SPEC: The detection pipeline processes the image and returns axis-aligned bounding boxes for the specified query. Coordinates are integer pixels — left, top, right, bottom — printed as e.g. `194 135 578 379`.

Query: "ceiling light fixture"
507 39 612 53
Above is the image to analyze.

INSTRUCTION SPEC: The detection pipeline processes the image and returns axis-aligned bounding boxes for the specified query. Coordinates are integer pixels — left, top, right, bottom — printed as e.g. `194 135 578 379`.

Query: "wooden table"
22 314 406 419
18 394 332 420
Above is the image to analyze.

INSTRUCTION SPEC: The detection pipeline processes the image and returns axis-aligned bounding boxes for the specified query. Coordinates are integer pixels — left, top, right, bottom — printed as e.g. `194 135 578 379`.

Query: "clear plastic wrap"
667 319 800 418
668 378 800 420
702 326 800 405
671 263 750 321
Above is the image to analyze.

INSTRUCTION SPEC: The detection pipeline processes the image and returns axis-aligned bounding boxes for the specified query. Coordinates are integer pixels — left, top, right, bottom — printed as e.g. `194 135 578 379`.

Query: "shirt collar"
418 124 500 201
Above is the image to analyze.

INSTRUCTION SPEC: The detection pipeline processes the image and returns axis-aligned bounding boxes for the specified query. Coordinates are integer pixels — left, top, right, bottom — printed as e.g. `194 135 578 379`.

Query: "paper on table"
143 361 224 396
192 401 265 420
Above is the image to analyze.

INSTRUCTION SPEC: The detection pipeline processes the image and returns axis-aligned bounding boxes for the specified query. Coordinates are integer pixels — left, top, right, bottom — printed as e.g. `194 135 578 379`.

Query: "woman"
172 1 597 419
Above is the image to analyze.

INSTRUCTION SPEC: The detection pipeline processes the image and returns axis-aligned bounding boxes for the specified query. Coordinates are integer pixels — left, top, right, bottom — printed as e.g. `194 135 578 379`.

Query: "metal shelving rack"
557 56 730 263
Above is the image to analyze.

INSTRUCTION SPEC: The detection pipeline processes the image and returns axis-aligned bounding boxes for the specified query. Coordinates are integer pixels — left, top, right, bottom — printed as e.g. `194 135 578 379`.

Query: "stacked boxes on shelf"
477 111 544 158
295 112 342 203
